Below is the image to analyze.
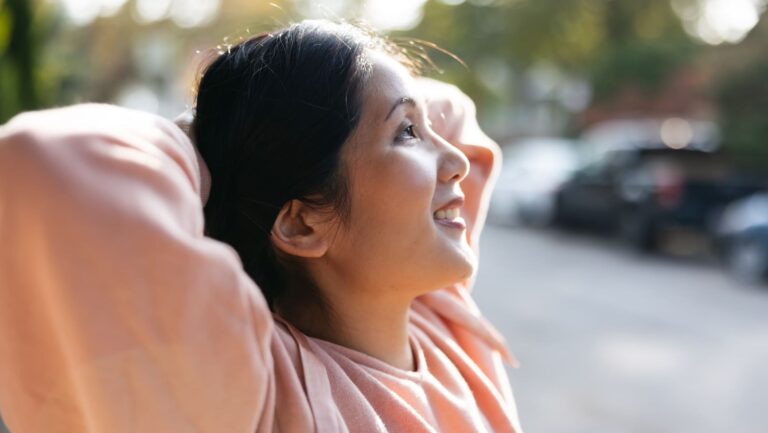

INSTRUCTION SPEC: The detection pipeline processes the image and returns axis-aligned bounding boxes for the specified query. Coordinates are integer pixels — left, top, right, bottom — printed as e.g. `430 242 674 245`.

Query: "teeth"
434 208 460 220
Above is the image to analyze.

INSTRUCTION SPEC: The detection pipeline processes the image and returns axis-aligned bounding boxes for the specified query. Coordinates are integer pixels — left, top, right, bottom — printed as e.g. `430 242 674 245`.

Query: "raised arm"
0 105 273 433
414 81 519 389
418 78 502 254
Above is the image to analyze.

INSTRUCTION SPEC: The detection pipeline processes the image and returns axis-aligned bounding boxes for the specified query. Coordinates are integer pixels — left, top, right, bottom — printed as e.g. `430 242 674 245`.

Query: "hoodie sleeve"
418 78 502 293
418 78 501 256
0 104 274 433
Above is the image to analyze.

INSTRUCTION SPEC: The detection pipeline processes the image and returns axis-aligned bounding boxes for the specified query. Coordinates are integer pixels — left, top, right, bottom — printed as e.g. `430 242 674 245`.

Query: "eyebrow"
385 97 417 122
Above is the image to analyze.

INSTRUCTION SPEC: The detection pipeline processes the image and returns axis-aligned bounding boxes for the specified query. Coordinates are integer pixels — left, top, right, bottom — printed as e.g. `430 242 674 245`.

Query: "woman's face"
324 51 474 298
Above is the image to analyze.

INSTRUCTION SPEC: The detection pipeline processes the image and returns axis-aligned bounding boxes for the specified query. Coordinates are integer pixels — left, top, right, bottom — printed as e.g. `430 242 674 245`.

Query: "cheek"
366 154 434 225
347 152 436 249
338 150 474 291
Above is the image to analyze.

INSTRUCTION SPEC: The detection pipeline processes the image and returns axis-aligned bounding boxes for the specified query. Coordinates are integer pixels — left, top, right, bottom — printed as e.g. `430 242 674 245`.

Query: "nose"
432 131 470 184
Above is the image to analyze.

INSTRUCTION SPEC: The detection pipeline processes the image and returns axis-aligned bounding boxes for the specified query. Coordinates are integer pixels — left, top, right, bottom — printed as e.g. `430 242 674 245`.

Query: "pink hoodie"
0 82 522 433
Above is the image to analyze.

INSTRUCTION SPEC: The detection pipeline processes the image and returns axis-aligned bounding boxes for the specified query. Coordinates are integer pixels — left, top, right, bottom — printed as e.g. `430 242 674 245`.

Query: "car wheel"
727 239 768 284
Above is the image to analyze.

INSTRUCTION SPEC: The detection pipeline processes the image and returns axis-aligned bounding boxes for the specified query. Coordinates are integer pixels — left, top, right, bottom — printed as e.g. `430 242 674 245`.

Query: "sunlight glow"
295 0 350 21
170 0 221 28
298 0 428 31
58 0 108 26
362 0 428 31
135 0 172 23
674 0 767 45
56 0 219 27
660 118 694 149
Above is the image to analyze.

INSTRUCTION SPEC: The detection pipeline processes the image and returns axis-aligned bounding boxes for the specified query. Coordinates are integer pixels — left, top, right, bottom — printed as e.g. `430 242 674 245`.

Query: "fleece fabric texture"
0 81 522 433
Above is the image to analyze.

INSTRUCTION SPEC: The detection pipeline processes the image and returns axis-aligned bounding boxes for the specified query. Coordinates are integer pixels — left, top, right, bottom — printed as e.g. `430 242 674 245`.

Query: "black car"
553 147 764 251
715 193 768 284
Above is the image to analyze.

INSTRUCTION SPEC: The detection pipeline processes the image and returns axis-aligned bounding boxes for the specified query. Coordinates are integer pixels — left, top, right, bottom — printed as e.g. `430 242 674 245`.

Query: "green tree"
715 58 768 167
0 0 38 122
399 0 699 118
702 13 768 167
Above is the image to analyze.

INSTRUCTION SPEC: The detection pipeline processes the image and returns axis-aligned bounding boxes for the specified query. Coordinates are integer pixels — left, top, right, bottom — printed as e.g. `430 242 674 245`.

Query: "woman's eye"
395 123 418 143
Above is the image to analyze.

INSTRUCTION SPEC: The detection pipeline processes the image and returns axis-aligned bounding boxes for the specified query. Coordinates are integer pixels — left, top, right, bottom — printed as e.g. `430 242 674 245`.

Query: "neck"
276 287 415 371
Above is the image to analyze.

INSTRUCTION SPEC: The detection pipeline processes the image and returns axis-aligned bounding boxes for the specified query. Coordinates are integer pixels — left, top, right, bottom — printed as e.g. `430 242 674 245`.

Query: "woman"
0 20 521 433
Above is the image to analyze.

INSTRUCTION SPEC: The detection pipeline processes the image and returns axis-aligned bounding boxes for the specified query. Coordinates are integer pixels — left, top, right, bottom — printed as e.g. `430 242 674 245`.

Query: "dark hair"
193 20 393 307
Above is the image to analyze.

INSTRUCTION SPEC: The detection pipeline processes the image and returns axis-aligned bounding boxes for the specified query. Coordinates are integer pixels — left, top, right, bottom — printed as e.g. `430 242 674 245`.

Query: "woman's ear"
270 199 330 258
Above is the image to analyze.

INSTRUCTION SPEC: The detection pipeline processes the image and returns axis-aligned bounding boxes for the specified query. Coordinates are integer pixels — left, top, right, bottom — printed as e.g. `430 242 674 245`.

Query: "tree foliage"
399 0 698 111
716 58 768 167
0 0 38 122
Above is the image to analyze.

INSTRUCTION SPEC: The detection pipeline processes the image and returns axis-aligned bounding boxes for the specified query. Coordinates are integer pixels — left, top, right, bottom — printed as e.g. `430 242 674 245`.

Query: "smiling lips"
434 207 460 220
433 198 466 230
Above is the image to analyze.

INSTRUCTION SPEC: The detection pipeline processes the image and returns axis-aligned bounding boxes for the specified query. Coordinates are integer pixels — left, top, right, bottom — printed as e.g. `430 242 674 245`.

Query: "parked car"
553 146 764 251
489 137 581 226
714 192 768 284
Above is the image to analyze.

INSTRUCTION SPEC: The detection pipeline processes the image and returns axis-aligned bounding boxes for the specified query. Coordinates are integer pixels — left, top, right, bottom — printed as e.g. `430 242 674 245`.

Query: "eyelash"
394 122 419 144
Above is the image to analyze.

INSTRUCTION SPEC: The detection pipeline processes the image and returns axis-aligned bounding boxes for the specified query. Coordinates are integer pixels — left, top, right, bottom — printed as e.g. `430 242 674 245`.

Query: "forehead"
341 51 422 165
358 50 420 121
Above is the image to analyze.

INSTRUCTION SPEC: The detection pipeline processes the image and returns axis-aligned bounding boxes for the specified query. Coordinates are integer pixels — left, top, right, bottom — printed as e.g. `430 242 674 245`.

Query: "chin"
456 248 477 281
436 243 477 288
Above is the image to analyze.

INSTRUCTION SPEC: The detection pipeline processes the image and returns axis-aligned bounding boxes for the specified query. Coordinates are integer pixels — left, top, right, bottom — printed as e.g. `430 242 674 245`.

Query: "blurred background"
2 0 768 432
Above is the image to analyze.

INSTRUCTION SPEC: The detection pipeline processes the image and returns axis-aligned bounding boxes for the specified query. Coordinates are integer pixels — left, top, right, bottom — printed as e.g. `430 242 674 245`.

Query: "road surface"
473 224 768 433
